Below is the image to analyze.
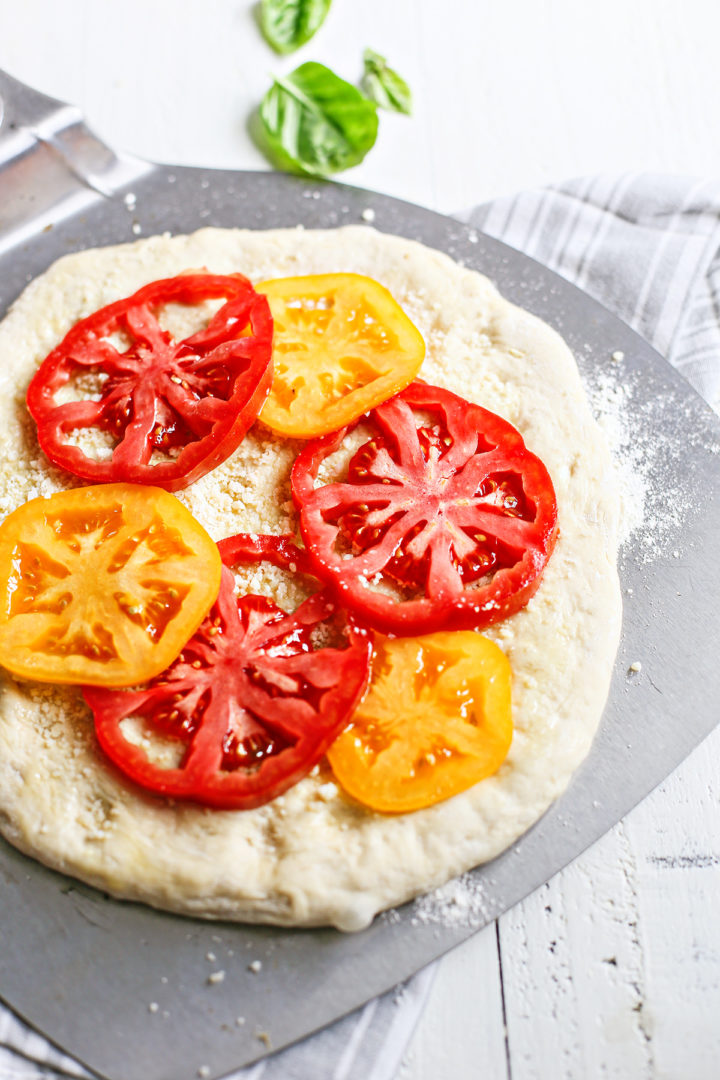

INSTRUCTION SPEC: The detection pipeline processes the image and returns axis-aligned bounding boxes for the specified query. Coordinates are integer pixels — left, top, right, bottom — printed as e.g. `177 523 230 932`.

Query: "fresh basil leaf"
362 48 412 115
259 62 379 177
260 0 332 55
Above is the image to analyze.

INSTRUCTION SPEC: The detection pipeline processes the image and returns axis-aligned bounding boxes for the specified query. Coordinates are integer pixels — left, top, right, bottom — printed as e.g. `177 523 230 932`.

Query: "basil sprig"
259 62 379 177
362 49 412 115
260 0 332 55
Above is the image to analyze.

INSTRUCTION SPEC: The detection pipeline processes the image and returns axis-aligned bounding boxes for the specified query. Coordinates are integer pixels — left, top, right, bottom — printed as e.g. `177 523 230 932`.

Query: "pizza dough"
0 226 622 931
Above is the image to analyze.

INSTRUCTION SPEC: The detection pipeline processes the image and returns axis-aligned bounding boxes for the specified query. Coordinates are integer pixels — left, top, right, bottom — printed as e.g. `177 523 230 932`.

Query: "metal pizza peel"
0 68 719 1080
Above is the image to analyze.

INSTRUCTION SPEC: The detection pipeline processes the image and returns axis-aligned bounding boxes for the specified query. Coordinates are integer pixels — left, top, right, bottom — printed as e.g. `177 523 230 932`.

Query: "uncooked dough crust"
0 226 621 931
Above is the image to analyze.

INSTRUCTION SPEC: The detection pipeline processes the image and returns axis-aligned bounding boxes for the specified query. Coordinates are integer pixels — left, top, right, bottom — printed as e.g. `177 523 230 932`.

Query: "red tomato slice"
291 382 558 635
27 274 273 492
83 534 373 809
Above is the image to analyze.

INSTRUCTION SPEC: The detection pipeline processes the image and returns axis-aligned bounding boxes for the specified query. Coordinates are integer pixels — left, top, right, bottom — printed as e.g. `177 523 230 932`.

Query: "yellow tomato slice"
256 273 425 437
327 632 512 813
0 483 221 687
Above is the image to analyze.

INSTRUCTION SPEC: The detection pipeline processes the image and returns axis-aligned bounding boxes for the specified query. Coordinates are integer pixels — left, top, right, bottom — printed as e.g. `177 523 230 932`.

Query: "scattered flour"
587 363 704 562
410 873 490 928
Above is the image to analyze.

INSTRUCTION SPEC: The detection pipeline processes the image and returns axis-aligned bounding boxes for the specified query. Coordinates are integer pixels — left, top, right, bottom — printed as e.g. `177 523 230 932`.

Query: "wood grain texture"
1 2 719 1077
397 925 508 1080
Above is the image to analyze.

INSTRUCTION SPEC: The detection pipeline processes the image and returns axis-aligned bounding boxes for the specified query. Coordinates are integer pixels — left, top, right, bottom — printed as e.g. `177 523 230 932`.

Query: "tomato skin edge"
0 482 223 687
90 698 354 811
327 631 514 814
84 535 374 810
291 383 559 636
256 273 426 440
27 275 274 493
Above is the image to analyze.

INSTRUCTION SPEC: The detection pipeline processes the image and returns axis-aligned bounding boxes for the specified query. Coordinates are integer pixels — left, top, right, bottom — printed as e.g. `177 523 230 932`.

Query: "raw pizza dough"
0 226 621 931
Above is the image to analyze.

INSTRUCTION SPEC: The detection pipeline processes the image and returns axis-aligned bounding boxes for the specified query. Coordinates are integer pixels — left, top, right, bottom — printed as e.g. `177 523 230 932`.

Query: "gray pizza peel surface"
0 69 718 1080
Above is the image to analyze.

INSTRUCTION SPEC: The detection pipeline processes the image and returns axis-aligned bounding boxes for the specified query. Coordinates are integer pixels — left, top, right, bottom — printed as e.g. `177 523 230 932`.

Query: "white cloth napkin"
2 172 720 1080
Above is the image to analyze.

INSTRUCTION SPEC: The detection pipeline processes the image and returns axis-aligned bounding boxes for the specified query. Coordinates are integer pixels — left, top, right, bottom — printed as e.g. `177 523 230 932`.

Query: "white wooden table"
2 2 720 1077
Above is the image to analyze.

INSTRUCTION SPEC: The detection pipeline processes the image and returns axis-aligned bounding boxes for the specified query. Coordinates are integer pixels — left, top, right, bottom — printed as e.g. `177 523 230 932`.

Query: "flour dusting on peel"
379 873 490 930
587 368 647 546
586 359 707 561
410 874 490 929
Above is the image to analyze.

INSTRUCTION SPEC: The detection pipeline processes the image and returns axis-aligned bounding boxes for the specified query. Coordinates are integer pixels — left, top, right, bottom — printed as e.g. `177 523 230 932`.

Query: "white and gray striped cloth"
2 172 720 1080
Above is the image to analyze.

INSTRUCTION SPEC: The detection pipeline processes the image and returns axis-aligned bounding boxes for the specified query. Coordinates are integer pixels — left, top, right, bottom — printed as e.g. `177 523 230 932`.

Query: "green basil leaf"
362 48 412 115
260 0 332 55
258 62 379 177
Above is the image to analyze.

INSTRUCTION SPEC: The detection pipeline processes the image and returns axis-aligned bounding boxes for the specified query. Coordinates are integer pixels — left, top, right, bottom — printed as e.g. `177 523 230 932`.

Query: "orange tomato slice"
256 273 425 437
0 483 221 687
327 632 512 813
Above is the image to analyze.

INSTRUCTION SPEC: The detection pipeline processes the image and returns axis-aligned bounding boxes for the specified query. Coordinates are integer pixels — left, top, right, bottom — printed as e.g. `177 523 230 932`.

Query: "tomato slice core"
0 483 222 686
26 274 273 492
257 274 425 437
84 534 373 809
327 632 513 813
292 382 558 636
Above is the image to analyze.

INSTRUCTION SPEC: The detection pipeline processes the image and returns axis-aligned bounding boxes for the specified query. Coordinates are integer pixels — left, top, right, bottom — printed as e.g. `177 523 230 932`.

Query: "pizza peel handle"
0 67 151 252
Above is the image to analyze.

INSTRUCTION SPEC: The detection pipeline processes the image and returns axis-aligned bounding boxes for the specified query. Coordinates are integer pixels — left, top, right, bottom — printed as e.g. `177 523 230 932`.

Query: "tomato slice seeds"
27 274 273 492
257 273 425 438
0 484 222 686
84 534 373 809
327 632 513 813
292 382 558 636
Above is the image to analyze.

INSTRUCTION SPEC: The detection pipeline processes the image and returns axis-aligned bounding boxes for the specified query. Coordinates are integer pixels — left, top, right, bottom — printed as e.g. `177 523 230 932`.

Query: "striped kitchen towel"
2 171 719 1080
461 173 720 412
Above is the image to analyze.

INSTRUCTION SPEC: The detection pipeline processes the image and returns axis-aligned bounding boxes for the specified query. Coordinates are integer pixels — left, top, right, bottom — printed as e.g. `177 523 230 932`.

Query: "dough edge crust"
0 225 622 932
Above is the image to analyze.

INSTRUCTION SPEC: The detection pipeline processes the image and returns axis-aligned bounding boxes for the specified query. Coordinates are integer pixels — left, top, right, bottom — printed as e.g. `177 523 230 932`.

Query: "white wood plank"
499 825 653 1080
495 729 720 1080
398 924 508 1080
623 726 720 1080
